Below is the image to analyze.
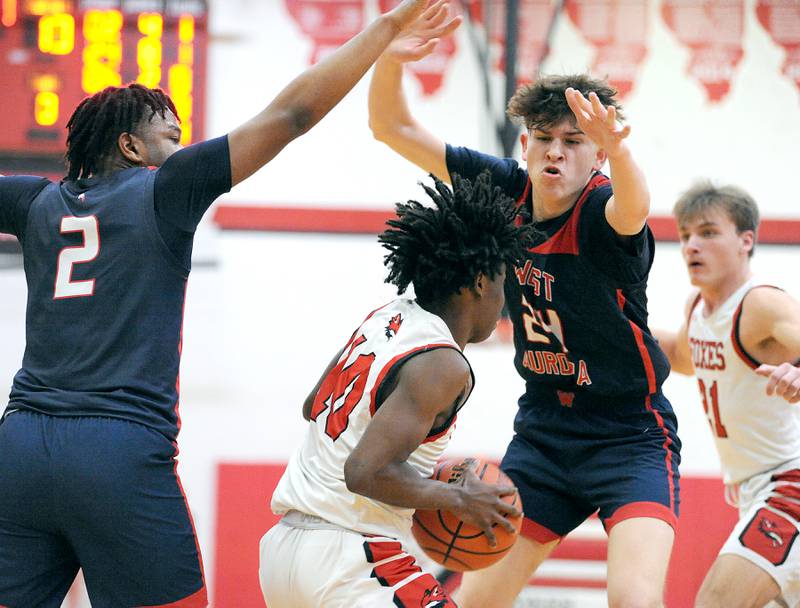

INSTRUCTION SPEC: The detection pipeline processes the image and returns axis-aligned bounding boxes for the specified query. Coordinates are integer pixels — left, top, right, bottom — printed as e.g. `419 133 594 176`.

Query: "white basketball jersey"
271 298 473 538
688 278 800 484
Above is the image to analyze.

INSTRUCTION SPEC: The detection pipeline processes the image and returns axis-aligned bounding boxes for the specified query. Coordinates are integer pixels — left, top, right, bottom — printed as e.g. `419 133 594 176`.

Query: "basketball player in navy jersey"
368 9 680 608
0 1 435 606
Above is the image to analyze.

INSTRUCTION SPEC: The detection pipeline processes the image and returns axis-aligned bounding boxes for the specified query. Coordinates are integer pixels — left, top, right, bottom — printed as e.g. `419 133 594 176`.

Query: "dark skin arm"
227 0 429 187
343 348 520 546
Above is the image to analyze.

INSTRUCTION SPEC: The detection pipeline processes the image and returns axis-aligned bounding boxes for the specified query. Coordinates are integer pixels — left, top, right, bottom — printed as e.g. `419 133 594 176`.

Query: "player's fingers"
618 124 632 140
435 15 462 37
421 0 446 21
496 498 522 519
408 39 438 60
565 90 591 123
495 484 518 497
426 2 449 27
495 513 518 535
781 376 800 399
756 364 777 380
588 92 607 120
482 524 498 547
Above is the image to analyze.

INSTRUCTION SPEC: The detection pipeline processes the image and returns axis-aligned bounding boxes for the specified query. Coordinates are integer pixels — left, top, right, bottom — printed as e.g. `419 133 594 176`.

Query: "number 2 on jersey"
698 378 728 438
54 216 100 300
310 334 376 441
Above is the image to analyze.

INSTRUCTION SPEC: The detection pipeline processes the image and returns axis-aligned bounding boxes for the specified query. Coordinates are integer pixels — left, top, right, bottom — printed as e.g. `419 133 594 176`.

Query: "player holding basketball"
259 172 535 608
0 1 437 606
654 182 800 608
367 7 680 608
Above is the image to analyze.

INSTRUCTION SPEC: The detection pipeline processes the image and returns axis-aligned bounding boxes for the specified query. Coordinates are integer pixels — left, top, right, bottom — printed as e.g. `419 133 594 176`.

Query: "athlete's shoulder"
0 174 52 199
445 145 528 196
741 284 797 323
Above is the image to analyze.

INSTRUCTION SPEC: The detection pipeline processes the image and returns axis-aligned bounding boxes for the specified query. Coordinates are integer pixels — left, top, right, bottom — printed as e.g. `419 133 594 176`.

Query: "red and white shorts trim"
722 457 800 605
259 512 456 607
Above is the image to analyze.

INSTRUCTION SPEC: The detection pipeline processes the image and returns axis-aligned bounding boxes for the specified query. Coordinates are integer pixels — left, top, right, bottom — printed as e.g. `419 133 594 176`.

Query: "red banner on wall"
466 0 558 87
756 0 800 95
283 0 366 64
565 0 649 99
662 0 745 103
378 0 458 95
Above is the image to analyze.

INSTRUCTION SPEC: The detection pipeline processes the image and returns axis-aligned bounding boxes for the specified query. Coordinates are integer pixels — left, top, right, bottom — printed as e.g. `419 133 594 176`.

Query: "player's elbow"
344 454 373 496
285 106 315 137
368 115 394 145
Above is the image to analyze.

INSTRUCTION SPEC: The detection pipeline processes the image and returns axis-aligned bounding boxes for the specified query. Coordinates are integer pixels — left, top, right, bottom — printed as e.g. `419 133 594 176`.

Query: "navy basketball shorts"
0 411 206 608
501 390 681 543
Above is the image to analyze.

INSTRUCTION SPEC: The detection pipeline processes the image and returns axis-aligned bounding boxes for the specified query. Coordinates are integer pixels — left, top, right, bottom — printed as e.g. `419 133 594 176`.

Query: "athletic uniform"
446 145 680 541
261 299 471 607
0 136 231 608
688 278 800 605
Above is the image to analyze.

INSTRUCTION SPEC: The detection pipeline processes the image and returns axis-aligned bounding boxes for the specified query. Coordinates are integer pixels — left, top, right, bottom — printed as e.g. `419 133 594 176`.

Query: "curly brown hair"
507 74 623 131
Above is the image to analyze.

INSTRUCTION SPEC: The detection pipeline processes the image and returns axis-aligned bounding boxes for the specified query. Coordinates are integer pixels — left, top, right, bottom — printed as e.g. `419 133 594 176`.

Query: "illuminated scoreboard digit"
0 0 207 162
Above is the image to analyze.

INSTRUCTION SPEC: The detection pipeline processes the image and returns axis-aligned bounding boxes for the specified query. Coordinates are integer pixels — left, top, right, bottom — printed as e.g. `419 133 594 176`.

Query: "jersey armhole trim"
731 285 782 370
368 343 472 442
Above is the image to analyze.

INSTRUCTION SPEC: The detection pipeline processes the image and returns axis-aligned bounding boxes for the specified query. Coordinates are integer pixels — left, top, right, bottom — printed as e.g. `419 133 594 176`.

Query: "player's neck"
93 155 140 178
701 266 753 315
417 300 469 350
532 194 575 222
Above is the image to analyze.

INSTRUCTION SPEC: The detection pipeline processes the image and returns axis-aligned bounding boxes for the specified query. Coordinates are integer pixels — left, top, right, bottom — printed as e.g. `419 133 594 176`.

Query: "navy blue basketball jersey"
0 137 230 440
447 145 669 401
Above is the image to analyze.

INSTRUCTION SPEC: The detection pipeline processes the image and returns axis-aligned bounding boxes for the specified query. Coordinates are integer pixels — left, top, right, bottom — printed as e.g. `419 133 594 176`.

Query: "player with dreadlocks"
0 2 438 606
260 171 538 608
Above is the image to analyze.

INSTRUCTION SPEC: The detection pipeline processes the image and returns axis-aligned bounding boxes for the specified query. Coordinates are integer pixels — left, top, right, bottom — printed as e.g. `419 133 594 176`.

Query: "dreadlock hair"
379 171 540 304
65 83 179 180
507 74 623 131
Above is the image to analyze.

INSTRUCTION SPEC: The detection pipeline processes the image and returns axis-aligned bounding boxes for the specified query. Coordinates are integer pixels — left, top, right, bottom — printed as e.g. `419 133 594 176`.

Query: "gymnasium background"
1 0 800 606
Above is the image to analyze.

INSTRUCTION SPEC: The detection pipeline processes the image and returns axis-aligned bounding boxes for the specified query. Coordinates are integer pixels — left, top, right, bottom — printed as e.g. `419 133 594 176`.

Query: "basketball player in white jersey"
259 172 538 608
655 182 800 608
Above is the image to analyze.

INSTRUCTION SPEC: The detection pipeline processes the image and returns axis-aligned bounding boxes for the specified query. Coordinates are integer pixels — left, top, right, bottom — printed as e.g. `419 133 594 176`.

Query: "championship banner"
565 0 649 99
283 0 365 64
379 0 457 95
756 0 800 95
661 0 745 103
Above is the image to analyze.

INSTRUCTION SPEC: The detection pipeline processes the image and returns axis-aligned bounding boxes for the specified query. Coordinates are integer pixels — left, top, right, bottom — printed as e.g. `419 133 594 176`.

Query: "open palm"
565 87 631 158
385 0 462 64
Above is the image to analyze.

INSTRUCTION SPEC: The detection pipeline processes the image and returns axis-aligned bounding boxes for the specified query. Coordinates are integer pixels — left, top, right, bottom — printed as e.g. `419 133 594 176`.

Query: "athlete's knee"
608 582 664 608
694 581 731 608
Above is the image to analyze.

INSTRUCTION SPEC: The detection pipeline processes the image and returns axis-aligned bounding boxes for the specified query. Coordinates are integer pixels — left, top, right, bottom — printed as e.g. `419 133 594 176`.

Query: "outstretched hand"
565 87 631 159
756 363 800 404
385 0 462 64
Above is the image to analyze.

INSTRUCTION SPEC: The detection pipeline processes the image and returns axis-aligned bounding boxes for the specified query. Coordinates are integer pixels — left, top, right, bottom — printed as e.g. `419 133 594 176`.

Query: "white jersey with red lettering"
270 298 473 539
688 277 800 485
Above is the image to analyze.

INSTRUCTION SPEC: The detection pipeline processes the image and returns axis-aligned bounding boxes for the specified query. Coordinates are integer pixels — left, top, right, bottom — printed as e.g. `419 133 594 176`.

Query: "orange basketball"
411 457 522 571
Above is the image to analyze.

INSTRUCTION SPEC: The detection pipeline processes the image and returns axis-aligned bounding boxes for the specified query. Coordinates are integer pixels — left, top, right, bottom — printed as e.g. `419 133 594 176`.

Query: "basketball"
411 457 522 571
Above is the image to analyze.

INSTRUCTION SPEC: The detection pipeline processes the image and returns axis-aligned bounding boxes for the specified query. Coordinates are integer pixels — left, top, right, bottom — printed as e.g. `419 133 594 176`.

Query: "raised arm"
367 1 461 181
227 0 429 186
343 347 519 545
652 292 697 376
565 88 649 235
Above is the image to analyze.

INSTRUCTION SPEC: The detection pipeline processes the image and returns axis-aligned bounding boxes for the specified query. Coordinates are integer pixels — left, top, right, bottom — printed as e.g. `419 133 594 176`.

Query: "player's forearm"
607 145 650 235
345 459 464 512
369 57 413 141
367 57 450 181
653 328 693 375
270 16 402 136
228 16 402 186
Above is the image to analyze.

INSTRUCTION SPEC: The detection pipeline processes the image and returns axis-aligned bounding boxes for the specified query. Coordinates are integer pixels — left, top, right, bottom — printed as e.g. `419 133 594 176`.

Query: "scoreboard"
0 0 207 165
